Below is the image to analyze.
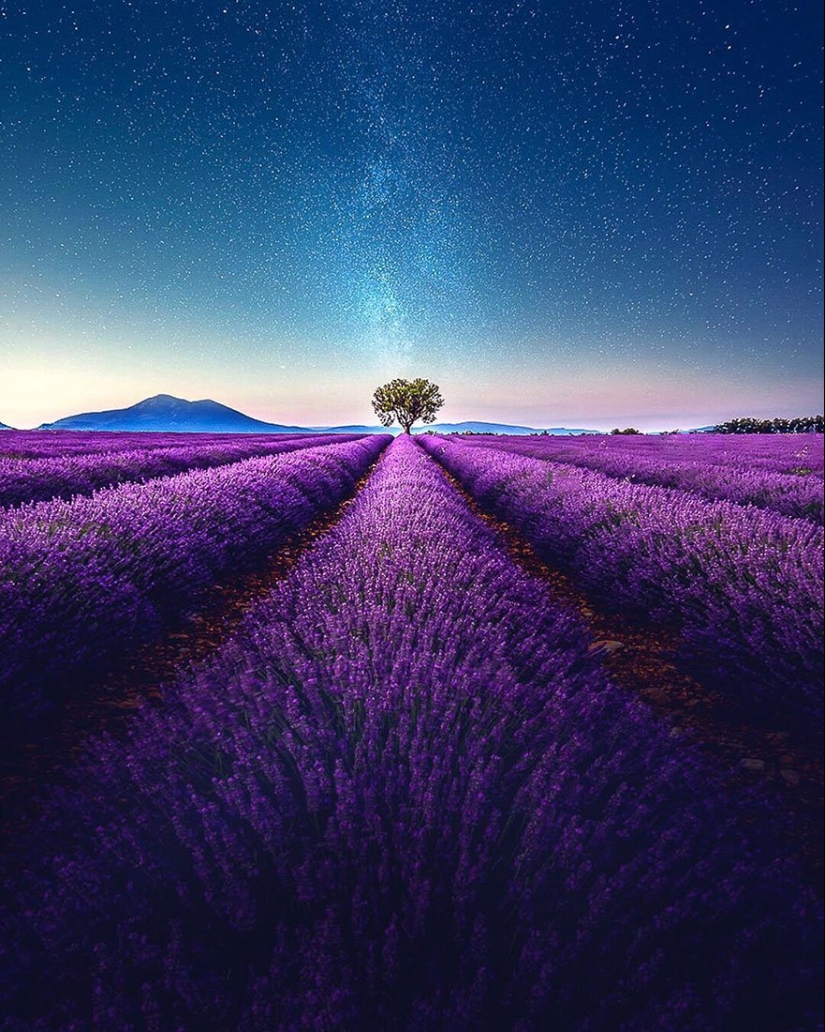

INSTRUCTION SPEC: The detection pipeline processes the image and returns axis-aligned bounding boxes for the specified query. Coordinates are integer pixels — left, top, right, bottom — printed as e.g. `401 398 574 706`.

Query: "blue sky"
1 0 822 430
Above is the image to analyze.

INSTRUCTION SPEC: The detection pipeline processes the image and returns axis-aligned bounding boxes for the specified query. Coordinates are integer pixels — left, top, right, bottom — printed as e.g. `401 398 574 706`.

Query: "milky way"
1 0 822 428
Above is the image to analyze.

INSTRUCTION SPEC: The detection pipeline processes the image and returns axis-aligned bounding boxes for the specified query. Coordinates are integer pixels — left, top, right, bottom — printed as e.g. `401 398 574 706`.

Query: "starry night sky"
1 0 822 430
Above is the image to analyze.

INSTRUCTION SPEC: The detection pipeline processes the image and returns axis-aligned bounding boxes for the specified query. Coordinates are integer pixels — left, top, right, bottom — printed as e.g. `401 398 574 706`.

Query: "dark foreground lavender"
419 436 824 727
0 436 388 724
2 437 820 1030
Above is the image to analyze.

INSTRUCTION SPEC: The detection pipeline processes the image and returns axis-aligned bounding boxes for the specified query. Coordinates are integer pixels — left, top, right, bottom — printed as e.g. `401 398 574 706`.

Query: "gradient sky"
1 0 822 431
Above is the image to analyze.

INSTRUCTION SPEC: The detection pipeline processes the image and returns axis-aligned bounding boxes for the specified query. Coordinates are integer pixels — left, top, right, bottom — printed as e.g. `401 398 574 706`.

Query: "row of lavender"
2 436 819 1030
0 433 365 509
0 429 295 459
458 433 824 523
486 431 824 473
0 436 389 725
420 437 824 726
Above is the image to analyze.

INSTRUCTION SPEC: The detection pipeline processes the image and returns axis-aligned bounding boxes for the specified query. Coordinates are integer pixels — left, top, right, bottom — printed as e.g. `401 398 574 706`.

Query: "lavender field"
1 430 822 1030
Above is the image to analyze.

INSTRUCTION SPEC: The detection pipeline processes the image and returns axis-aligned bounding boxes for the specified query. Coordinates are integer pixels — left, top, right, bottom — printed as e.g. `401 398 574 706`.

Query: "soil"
442 468 824 891
3 450 822 892
0 481 366 850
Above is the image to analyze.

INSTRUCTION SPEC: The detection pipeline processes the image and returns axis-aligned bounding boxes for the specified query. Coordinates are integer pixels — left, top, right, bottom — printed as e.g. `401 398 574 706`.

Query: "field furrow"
0 434 366 509
458 433 825 522
0 435 390 724
1 435 820 1030
432 460 823 877
419 436 824 727
459 431 825 474
0 430 324 460
0 467 381 857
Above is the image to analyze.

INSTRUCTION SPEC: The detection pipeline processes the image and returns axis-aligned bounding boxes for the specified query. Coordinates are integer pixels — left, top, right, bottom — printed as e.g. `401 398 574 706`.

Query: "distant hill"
419 421 601 436
316 422 601 435
310 424 390 434
33 395 603 436
0 420 12 430
37 395 311 434
309 422 602 435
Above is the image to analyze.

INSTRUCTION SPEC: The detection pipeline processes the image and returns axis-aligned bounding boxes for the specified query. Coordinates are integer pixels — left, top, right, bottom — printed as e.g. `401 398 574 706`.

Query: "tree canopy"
713 415 823 434
372 378 444 434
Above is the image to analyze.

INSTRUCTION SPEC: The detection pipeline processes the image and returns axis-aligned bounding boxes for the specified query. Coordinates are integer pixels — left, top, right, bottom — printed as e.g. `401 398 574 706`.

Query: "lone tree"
372 377 444 434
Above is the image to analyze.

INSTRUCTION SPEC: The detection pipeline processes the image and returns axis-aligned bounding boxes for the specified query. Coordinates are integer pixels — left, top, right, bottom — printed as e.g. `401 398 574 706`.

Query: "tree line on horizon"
713 415 823 434
610 416 824 435
370 379 824 437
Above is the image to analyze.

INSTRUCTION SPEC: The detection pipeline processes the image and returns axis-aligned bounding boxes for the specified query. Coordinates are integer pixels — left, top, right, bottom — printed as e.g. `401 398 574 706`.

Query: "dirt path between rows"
4 446 822 890
0 471 372 850
434 462 824 890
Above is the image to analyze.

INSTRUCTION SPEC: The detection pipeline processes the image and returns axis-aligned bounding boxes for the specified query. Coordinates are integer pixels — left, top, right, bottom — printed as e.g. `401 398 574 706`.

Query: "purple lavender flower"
420 435 823 724
0 435 389 722
0 433 368 509
1 436 819 1030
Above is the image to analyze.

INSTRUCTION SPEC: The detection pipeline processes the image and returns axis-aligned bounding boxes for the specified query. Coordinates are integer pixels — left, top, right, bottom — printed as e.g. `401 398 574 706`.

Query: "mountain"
34 396 603 436
310 424 390 434
37 395 311 434
314 421 601 435
0 420 12 430
420 421 600 436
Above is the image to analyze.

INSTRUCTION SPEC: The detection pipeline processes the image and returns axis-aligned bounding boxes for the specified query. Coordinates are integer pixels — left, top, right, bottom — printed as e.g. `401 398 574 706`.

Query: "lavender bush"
2 436 820 1030
464 431 824 475
0 430 342 460
420 436 824 725
459 433 824 522
0 436 389 723
0 429 283 459
0 434 364 509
